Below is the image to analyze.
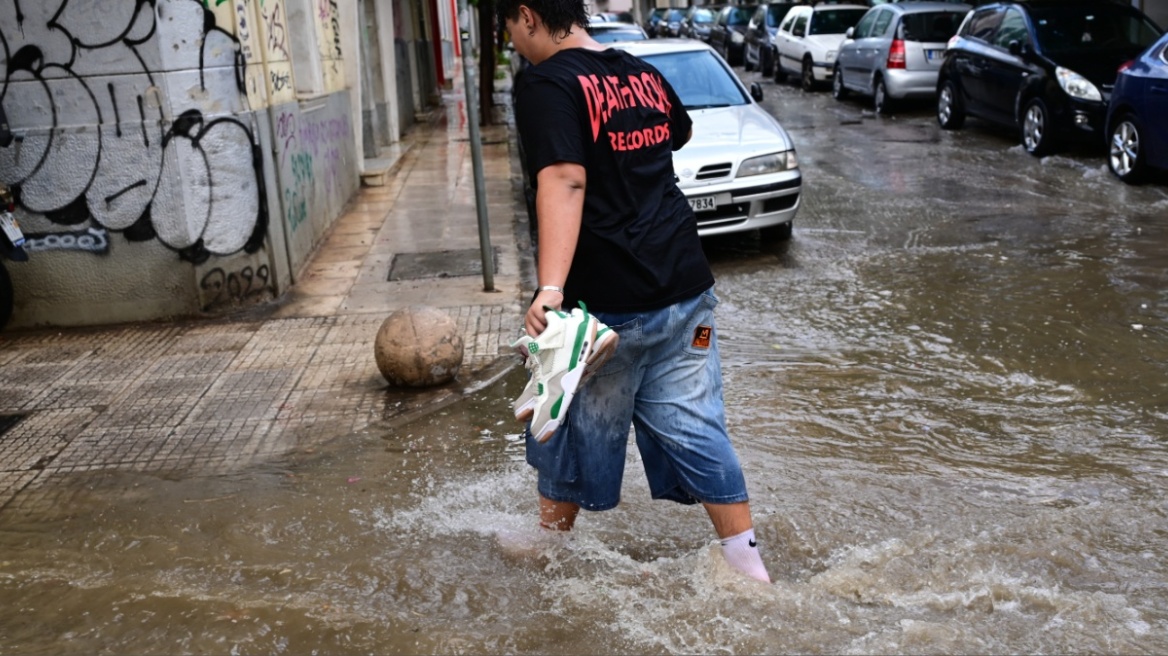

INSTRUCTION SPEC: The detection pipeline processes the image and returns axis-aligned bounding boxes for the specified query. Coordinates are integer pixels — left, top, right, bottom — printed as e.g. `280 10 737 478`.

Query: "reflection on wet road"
3 73 1168 654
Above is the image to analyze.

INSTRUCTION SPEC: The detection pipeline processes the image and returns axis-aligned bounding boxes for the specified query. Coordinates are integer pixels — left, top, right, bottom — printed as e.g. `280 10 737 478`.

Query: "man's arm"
526 162 587 336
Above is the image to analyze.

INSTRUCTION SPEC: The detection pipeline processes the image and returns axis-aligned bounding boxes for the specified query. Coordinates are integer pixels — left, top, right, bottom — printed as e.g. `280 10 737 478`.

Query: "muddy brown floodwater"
2 75 1168 655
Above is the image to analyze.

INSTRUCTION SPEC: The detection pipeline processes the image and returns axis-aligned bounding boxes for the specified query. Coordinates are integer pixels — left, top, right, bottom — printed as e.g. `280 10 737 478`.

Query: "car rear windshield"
767 4 794 28
694 9 716 24
666 9 684 21
901 11 966 43
641 51 750 109
727 7 754 26
591 29 646 43
809 9 868 35
1029 5 1162 56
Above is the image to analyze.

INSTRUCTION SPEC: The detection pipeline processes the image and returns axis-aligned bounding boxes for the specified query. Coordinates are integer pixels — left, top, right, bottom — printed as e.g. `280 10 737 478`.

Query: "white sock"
720 528 771 583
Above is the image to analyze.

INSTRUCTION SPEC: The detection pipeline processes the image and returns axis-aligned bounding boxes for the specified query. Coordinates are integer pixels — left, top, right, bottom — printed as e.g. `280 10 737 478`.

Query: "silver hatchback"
833 2 970 114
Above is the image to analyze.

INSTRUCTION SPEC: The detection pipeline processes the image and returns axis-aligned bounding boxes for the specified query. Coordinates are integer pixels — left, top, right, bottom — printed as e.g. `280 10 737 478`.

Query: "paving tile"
293 276 355 296
50 425 174 469
0 470 41 512
303 260 362 279
155 419 274 471
7 342 96 365
0 408 97 472
189 369 298 422
165 329 258 355
29 382 129 410
89 326 186 360
143 352 236 379
313 245 371 263
70 358 155 385
0 362 85 412
271 295 346 318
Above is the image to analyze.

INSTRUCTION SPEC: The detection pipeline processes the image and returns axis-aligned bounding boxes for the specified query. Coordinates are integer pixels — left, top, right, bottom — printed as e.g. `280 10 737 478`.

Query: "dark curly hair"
496 0 588 41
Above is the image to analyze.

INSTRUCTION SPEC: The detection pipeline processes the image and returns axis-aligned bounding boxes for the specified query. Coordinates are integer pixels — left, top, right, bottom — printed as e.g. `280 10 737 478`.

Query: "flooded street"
4 77 1168 654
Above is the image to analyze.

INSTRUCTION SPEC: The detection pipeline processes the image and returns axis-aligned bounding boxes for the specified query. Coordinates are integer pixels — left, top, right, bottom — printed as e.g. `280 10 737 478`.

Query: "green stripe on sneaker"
550 394 564 419
570 313 589 369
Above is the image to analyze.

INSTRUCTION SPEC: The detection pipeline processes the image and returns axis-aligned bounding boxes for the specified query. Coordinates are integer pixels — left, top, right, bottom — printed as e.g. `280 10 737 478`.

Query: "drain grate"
0 414 28 438
388 247 501 281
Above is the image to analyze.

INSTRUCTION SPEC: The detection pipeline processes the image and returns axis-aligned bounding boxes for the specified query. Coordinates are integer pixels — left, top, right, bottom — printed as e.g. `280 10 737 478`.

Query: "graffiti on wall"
262 0 290 61
274 107 350 233
24 227 111 254
0 0 267 264
200 264 271 309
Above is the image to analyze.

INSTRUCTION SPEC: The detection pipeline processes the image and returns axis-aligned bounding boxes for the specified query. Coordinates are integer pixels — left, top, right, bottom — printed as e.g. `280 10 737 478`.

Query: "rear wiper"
687 103 732 109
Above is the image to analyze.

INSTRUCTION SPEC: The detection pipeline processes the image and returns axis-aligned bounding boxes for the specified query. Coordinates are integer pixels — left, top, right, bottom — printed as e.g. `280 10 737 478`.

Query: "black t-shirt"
515 47 714 313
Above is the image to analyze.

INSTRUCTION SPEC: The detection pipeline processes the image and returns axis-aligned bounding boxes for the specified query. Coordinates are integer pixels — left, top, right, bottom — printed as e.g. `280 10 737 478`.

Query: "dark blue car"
1107 31 1168 184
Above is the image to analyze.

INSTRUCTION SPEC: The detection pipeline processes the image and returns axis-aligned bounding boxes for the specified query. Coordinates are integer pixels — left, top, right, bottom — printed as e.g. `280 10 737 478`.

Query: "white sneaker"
509 302 619 442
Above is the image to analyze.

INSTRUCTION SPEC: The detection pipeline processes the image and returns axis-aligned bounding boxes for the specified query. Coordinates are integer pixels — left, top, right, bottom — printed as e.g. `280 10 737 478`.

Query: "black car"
654 8 688 38
709 5 758 65
680 5 720 42
644 7 670 37
745 2 797 75
936 0 1163 156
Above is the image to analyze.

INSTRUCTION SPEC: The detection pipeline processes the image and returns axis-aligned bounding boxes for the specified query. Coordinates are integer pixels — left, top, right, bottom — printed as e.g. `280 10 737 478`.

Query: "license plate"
689 196 717 212
925 49 944 62
0 211 23 247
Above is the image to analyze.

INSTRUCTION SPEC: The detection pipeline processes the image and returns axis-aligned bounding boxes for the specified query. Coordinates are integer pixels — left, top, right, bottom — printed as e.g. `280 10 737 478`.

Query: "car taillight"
887 39 906 69
1117 59 1135 73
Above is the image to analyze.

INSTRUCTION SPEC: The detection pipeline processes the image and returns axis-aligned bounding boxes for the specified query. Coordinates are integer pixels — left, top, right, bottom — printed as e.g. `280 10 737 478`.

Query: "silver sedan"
609 39 802 241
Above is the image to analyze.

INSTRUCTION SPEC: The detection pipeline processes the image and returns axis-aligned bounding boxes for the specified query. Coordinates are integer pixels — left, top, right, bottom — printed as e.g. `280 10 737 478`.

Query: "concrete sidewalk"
0 77 531 516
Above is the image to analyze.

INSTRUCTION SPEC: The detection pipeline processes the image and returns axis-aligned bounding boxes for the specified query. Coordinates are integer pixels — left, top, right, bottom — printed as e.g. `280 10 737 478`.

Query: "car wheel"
1021 97 1056 157
936 79 965 130
801 58 816 91
832 65 848 100
874 78 894 115
1108 113 1148 184
760 221 793 243
774 59 788 83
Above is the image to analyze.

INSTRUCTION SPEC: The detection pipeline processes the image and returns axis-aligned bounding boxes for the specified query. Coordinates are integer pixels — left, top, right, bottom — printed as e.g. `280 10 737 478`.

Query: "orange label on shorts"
692 325 712 349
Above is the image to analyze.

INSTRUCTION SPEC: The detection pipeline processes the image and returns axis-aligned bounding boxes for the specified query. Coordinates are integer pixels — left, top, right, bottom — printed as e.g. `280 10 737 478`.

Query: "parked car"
606 39 802 241
680 6 720 42
655 8 687 38
588 21 649 43
745 2 799 76
592 11 635 23
644 7 670 37
833 2 970 114
936 1 1163 156
773 3 869 90
1106 30 1168 183
710 5 758 66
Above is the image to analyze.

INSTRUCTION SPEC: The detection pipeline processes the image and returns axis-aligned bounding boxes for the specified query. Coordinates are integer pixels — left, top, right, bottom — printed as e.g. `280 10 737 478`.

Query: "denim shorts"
525 287 749 511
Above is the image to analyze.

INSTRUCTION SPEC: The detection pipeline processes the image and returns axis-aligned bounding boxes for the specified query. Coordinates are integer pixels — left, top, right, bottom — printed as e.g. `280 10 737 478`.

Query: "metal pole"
458 1 496 292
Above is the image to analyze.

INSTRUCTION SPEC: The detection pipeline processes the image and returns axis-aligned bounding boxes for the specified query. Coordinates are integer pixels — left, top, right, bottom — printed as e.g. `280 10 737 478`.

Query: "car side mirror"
750 82 764 102
793 26 804 37
845 27 854 39
1008 39 1029 57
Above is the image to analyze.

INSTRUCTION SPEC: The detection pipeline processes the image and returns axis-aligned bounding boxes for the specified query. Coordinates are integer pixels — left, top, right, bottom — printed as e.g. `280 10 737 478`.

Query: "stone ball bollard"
374 306 464 387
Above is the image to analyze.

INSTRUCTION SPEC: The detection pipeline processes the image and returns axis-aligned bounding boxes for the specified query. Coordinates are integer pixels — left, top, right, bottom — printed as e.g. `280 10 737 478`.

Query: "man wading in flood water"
500 0 771 583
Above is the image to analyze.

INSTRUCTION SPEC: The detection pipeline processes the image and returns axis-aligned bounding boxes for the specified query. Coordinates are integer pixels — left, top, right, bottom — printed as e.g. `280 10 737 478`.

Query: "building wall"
0 0 359 328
